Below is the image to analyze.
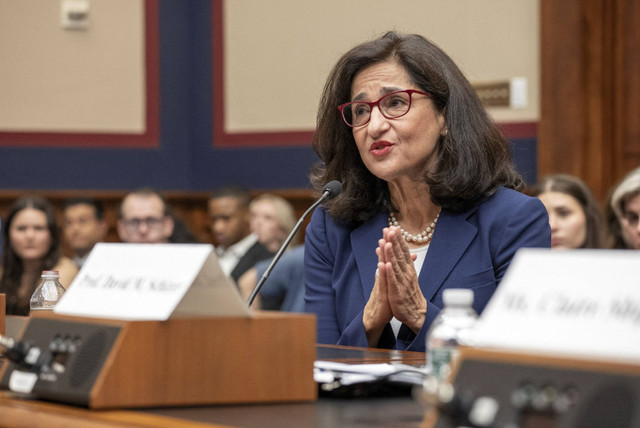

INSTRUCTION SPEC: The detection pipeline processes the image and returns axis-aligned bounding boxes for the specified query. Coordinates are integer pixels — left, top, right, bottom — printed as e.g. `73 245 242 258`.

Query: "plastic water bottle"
425 288 478 381
30 270 66 312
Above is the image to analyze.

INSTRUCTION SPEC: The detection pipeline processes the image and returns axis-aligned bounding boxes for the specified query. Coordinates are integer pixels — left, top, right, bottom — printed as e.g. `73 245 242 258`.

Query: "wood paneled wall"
539 0 640 202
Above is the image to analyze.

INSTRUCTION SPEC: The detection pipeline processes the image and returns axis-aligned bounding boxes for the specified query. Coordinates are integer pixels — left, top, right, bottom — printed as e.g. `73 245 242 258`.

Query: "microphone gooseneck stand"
246 180 342 307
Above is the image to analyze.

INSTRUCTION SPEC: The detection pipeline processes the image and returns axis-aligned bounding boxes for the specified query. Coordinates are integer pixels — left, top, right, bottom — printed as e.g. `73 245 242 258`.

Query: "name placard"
54 243 250 320
472 249 640 364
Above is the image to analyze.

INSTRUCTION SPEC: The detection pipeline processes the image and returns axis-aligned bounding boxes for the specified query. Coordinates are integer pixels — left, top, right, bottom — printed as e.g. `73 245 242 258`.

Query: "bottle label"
427 347 458 380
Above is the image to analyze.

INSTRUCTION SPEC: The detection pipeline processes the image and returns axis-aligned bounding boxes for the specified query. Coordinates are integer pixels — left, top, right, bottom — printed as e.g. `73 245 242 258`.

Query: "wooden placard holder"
0 311 317 409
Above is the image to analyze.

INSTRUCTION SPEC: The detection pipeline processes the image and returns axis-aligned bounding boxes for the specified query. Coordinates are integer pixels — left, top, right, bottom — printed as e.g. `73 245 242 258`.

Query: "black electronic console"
0 316 121 406
422 347 640 428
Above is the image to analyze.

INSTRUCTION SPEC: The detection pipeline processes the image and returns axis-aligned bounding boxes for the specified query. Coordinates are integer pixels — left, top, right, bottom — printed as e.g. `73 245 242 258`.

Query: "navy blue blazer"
304 187 551 352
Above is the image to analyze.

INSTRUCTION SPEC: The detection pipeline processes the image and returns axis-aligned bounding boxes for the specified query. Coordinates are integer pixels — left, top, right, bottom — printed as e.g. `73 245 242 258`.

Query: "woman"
606 166 640 249
528 174 604 249
1 196 78 315
249 194 298 252
305 32 550 351
239 194 302 310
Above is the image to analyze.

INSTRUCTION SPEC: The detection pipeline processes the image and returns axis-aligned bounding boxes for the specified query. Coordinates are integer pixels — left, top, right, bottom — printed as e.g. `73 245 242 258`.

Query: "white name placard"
54 243 251 320
472 248 640 364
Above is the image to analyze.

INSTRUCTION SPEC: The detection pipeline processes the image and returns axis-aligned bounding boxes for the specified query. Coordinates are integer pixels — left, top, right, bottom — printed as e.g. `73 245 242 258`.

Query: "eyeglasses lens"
124 217 163 230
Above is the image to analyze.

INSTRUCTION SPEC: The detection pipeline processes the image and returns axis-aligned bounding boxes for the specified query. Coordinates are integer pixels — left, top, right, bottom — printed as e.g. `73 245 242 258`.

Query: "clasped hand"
363 226 427 346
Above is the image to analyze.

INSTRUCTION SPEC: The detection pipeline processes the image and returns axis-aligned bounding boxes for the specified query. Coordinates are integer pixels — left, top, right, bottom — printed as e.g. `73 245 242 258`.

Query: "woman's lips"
370 141 393 156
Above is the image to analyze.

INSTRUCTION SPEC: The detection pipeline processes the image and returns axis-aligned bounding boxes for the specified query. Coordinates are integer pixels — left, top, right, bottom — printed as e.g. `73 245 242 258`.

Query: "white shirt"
215 233 259 277
390 244 430 337
72 253 90 269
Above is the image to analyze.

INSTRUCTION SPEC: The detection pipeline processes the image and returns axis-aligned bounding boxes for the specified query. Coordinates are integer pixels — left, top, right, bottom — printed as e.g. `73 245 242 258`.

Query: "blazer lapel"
419 207 478 301
351 211 387 299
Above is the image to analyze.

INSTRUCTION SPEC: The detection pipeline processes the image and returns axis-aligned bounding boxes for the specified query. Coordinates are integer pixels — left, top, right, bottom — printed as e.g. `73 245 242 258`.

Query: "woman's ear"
436 108 447 136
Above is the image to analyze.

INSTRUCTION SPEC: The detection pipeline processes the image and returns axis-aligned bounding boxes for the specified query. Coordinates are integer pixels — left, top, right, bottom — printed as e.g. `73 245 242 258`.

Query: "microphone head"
322 180 342 199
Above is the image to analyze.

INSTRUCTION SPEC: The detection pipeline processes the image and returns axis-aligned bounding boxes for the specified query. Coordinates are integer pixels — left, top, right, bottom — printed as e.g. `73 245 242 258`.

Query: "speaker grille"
575 382 637 428
69 331 107 388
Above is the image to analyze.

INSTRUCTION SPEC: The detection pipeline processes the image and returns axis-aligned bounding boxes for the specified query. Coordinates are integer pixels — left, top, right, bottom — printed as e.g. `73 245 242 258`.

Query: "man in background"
117 188 175 244
208 186 273 282
63 197 108 268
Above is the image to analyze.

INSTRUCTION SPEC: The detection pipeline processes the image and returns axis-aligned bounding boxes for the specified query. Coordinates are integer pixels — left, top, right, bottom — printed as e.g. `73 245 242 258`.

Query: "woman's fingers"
363 260 393 347
380 227 427 333
381 233 413 281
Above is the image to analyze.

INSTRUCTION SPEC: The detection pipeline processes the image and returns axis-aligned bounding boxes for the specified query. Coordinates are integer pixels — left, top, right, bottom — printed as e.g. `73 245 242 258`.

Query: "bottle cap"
41 270 60 277
443 288 474 306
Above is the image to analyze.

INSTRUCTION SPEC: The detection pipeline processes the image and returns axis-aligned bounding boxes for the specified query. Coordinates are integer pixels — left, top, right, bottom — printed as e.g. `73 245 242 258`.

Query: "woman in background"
249 194 298 253
528 174 604 249
239 194 304 311
0 196 78 315
606 166 640 249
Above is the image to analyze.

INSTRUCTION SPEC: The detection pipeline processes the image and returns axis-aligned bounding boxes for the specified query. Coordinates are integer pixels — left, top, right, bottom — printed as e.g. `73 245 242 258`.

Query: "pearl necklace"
388 210 440 244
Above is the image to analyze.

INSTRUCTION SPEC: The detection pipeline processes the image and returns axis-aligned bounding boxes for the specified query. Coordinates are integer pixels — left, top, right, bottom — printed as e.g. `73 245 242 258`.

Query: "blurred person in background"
208 186 273 282
0 196 78 315
249 194 298 253
606 166 640 249
117 188 175 244
528 174 604 249
239 194 304 311
63 197 108 268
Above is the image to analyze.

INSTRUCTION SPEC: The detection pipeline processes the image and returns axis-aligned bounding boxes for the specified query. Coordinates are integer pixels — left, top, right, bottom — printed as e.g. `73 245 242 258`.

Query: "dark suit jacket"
304 187 551 352
230 241 274 283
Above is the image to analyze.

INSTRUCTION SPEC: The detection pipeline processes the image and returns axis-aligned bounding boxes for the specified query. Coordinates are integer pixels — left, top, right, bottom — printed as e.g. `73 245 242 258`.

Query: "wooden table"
0 345 428 428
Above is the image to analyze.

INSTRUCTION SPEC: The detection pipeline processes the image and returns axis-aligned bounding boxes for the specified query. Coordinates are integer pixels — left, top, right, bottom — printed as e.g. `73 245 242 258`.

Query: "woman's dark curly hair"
310 31 522 226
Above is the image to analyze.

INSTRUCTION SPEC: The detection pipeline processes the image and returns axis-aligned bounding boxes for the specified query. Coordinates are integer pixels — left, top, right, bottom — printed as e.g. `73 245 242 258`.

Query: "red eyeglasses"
337 89 430 127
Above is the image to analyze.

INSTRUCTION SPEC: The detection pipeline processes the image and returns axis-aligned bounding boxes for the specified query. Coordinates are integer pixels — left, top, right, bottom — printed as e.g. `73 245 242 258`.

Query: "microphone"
247 180 342 307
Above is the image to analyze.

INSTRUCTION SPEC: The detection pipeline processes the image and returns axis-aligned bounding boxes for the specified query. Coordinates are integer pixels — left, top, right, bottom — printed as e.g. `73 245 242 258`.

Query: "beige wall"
0 0 538 134
225 0 539 132
0 0 145 133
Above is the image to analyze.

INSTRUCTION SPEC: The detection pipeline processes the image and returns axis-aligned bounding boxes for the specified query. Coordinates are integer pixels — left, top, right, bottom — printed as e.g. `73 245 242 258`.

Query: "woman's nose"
367 107 390 135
